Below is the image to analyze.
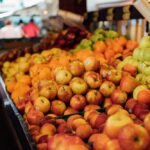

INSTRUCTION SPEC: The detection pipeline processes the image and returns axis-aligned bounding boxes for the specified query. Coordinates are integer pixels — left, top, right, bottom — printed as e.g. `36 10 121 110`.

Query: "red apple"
144 113 150 134
76 124 93 139
93 133 110 150
100 81 116 97
133 102 149 120
100 64 111 78
123 64 137 76
57 122 72 134
57 85 73 103
111 89 127 105
118 124 150 150
67 115 82 129
104 139 121 150
69 60 85 76
106 69 122 85
94 113 108 131
40 123 56 136
83 56 100 71
71 118 88 130
86 90 103 105
104 111 133 138
84 104 100 111
51 100 66 115
103 98 112 109
70 77 88 94
26 108 44 125
64 107 77 115
84 71 102 89
70 94 86 111
137 89 150 104
125 98 137 113
120 75 139 93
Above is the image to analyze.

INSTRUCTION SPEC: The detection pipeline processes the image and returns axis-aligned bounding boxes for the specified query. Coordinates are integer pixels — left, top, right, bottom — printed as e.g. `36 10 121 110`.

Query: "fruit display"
1 29 150 150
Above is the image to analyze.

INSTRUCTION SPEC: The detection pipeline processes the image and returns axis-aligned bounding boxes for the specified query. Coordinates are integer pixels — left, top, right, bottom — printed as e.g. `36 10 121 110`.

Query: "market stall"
0 0 150 150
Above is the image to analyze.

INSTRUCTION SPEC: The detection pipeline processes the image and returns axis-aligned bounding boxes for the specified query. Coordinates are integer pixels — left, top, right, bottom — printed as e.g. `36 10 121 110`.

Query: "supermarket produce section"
0 27 150 150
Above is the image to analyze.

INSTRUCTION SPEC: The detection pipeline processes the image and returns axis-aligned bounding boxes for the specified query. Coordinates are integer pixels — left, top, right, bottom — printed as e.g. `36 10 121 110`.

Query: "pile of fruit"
1 29 150 150
71 29 138 66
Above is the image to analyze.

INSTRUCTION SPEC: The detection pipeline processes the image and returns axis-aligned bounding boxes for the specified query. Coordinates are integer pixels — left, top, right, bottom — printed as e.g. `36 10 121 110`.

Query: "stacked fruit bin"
0 27 150 150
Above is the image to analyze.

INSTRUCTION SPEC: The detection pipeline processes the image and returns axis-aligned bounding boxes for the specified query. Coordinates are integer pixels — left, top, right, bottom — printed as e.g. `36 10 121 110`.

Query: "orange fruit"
93 41 106 53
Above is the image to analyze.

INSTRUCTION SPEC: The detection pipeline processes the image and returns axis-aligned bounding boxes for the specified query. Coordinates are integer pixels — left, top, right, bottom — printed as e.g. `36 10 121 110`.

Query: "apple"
26 108 44 125
70 77 88 94
133 102 149 121
51 100 66 115
106 69 122 85
100 64 110 78
84 71 102 89
40 123 56 136
67 115 82 129
39 82 57 100
93 133 110 150
55 69 72 85
83 56 100 71
28 125 40 137
125 98 137 113
100 81 116 97
136 73 146 85
84 104 100 111
57 85 73 103
69 60 85 76
111 89 127 105
83 109 99 121
25 102 34 114
86 90 103 105
144 113 150 133
57 122 72 134
37 143 47 150
120 75 139 93
104 111 133 138
106 105 124 116
64 107 77 115
88 133 100 144
118 124 150 150
137 89 150 104
123 64 137 76
94 113 108 131
103 98 112 109
34 96 51 113
76 124 93 139
71 118 88 131
104 139 121 150
139 36 150 48
70 94 86 111
133 85 148 100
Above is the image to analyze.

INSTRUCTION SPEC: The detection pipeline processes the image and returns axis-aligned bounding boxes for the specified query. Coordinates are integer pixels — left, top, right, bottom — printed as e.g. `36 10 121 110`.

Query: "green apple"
139 36 150 48
133 85 148 100
143 48 150 61
136 73 146 84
